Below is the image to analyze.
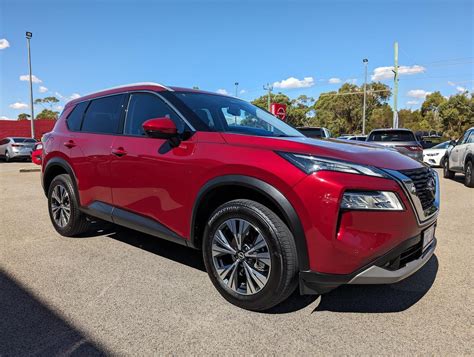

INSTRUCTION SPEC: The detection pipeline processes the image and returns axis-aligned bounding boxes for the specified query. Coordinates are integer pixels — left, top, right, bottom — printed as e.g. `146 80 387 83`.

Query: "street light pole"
263 83 273 111
393 41 399 128
235 82 239 97
362 58 368 135
26 31 35 139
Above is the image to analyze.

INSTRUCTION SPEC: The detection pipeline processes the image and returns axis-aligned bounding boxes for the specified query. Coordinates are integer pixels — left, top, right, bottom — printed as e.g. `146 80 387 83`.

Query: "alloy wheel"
211 218 271 295
50 184 71 228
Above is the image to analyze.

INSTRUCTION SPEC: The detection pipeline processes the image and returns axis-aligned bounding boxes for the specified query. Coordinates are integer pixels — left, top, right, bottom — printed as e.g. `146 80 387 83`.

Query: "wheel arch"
190 175 309 271
464 152 473 169
43 157 80 204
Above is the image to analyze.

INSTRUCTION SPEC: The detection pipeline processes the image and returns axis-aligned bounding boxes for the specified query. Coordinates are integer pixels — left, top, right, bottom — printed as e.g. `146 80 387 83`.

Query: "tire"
464 161 474 188
439 156 446 169
443 157 455 179
5 150 10 162
202 199 298 311
48 174 90 236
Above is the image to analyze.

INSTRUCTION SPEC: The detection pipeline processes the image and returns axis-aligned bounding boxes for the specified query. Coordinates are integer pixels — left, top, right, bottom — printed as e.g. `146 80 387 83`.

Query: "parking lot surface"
0 162 473 355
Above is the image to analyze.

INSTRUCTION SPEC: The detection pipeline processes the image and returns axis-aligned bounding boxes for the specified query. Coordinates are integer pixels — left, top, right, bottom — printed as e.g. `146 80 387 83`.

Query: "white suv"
443 127 474 187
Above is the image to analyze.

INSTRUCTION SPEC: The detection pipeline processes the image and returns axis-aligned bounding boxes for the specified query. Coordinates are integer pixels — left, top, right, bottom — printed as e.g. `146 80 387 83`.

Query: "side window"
66 101 89 131
466 131 474 144
124 93 180 136
81 95 125 134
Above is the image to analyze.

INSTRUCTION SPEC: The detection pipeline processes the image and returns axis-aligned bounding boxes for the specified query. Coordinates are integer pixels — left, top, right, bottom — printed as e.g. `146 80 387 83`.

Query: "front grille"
400 167 436 211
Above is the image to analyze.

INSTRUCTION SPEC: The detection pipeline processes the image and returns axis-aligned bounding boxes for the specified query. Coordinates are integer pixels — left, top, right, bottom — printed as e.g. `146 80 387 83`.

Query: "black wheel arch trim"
190 175 310 271
43 157 80 203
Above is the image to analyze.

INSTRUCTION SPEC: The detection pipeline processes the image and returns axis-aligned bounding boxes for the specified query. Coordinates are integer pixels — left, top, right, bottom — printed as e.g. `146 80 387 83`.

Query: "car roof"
65 82 227 109
369 128 413 132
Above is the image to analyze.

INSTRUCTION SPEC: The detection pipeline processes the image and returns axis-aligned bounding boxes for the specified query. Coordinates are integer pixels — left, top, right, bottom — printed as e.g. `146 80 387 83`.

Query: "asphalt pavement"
0 162 472 355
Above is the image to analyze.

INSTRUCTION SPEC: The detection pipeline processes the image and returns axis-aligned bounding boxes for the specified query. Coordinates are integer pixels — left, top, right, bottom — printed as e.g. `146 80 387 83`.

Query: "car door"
110 92 197 238
450 130 471 170
64 94 127 207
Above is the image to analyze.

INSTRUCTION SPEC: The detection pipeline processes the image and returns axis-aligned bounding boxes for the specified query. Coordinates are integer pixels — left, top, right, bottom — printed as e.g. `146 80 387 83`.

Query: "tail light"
405 146 423 151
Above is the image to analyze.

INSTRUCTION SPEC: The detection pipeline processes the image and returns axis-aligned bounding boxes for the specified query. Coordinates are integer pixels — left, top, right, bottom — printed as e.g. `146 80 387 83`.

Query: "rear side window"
299 128 323 138
368 130 416 142
81 95 125 134
66 101 89 131
124 93 181 136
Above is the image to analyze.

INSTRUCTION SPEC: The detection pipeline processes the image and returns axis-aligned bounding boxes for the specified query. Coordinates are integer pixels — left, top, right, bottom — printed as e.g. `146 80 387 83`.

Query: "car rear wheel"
443 158 455 179
464 161 474 188
203 199 298 311
5 151 10 162
48 174 90 236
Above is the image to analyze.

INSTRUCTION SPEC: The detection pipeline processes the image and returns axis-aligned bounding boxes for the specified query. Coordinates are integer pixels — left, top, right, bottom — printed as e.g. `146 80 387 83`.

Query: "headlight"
341 191 403 211
278 152 388 178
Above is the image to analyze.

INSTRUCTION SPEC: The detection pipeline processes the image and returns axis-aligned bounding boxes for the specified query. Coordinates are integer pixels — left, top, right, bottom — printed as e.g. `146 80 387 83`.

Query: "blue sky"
1 0 473 119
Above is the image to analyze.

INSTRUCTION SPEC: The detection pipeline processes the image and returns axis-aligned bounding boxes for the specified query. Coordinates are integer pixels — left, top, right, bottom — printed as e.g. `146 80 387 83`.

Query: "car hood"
222 134 423 170
423 148 446 154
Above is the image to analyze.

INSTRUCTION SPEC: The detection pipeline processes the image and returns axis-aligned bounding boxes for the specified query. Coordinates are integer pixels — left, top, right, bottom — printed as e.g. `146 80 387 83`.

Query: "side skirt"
80 201 189 247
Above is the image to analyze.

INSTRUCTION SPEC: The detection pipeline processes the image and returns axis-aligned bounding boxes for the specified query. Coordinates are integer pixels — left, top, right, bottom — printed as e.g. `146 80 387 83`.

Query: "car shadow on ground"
77 220 439 315
0 268 107 356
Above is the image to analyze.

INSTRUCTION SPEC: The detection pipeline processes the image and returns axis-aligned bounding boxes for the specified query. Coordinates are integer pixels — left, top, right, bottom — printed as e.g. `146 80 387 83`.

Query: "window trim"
79 94 128 135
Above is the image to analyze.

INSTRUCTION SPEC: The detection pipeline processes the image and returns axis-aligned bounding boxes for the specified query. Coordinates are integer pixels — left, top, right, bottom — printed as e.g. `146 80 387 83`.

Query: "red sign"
270 103 287 120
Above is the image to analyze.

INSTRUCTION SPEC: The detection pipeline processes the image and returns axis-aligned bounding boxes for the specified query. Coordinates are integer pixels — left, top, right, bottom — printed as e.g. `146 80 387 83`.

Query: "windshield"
368 130 416 142
432 141 450 149
13 138 36 143
172 92 303 138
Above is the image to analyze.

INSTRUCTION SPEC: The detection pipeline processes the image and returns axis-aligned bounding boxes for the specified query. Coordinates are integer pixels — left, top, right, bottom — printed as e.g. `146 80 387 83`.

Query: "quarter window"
124 93 180 136
66 101 89 131
81 95 125 134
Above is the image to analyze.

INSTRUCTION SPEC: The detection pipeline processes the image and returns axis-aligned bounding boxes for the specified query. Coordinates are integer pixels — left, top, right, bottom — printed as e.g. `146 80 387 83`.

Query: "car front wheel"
443 158 455 179
464 161 474 187
203 199 298 311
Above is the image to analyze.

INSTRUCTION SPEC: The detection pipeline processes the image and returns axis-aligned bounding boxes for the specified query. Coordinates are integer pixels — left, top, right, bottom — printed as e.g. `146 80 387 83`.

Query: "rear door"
63 94 126 206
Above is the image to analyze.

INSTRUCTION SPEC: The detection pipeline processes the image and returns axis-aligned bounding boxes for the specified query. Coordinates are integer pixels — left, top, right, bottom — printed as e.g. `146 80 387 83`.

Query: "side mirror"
142 117 178 139
449 140 457 146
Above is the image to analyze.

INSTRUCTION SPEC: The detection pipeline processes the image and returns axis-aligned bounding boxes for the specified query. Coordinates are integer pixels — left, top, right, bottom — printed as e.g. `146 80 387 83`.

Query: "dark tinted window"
298 128 323 138
66 101 89 131
368 130 416 142
124 93 180 136
81 95 125 134
12 138 36 143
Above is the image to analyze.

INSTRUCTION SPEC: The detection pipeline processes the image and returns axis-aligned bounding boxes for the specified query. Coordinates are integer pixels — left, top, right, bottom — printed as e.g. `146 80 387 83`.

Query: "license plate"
423 225 435 251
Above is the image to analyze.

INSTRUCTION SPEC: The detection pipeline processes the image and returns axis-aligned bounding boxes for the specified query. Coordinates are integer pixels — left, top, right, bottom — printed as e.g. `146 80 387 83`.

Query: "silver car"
366 128 423 161
0 137 37 162
444 127 474 187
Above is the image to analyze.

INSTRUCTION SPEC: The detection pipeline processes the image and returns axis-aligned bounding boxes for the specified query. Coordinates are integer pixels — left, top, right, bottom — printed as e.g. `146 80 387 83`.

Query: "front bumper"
300 233 436 295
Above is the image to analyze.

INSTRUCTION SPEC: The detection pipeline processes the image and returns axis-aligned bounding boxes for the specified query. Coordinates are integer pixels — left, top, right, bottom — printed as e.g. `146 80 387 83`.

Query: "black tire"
5 150 10 162
443 157 455 179
464 161 474 188
48 174 90 236
202 199 298 311
439 156 446 169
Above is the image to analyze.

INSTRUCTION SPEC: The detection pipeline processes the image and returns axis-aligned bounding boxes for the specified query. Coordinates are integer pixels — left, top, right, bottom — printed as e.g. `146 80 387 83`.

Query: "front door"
110 92 196 238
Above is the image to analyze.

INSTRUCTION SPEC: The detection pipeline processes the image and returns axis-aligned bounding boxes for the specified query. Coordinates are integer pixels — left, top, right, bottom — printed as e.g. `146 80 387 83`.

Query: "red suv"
42 83 439 311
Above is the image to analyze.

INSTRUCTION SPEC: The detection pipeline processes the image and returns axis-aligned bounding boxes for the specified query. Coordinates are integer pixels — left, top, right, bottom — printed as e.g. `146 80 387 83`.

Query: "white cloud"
39 86 48 93
456 86 467 93
273 76 315 89
69 93 81 100
0 39 10 50
54 105 64 111
371 65 426 81
328 77 341 84
406 100 419 105
55 92 64 99
239 89 246 94
19 74 42 83
9 102 29 110
407 89 432 99
216 89 228 95
447 81 455 86
1 116 9 119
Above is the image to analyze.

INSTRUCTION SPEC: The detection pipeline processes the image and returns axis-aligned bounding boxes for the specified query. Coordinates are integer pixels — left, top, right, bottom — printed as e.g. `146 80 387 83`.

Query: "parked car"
31 142 43 165
42 83 439 311
337 135 367 142
0 137 37 161
297 127 331 139
443 127 474 187
366 128 423 161
423 141 452 167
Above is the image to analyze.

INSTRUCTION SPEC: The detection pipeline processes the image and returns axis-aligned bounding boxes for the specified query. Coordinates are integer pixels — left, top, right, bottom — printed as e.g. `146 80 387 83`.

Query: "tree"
34 96 60 110
17 113 31 121
36 109 59 120
438 93 474 139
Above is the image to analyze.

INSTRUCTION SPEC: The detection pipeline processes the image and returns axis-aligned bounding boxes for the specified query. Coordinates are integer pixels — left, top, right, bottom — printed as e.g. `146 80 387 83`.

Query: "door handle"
112 147 127 157
64 140 76 149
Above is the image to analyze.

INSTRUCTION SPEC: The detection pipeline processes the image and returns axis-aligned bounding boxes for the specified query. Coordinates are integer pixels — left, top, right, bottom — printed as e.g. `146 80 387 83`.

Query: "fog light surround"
341 191 404 211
